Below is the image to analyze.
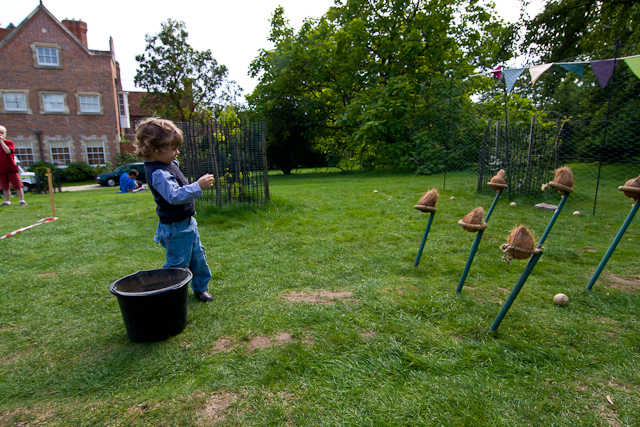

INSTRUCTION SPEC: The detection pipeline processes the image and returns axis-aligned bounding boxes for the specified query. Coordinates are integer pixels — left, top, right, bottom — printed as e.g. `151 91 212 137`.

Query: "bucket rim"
109 268 193 297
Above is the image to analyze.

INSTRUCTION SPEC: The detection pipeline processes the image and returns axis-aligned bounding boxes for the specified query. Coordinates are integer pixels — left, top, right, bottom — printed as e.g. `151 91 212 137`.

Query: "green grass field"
1 171 639 426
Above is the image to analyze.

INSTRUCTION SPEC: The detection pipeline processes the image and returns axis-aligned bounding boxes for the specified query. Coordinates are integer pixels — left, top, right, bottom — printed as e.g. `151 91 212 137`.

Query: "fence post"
477 120 491 192
525 115 536 193
261 121 270 202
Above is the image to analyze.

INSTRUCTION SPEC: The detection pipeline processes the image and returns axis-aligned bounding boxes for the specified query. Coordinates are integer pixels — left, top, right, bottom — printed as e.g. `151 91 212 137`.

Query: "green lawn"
1 171 639 426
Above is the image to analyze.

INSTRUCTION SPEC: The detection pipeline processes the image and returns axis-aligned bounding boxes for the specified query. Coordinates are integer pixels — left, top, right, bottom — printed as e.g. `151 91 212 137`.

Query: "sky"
2 0 545 102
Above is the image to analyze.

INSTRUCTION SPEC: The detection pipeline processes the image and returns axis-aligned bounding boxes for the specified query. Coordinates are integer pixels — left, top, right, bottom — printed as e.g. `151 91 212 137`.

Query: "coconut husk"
500 225 540 264
415 188 438 212
487 169 508 191
619 175 640 200
457 207 487 232
547 166 575 194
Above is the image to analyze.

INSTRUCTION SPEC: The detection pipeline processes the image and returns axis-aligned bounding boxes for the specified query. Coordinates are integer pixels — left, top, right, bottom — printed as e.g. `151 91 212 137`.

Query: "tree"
135 19 240 121
248 0 512 172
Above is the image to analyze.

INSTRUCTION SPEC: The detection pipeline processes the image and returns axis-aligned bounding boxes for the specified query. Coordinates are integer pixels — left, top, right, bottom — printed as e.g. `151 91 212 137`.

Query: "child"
134 118 215 302
0 125 27 206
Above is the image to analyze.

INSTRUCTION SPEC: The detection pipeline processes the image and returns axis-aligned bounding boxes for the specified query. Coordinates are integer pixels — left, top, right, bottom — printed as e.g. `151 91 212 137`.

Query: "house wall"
0 6 122 167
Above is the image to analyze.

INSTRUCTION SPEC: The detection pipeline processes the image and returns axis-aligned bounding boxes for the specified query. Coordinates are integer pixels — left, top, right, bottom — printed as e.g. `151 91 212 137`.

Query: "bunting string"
470 53 640 91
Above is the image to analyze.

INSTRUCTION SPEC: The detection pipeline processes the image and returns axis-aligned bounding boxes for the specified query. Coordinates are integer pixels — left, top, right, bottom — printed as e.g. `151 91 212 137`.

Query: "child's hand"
197 174 214 189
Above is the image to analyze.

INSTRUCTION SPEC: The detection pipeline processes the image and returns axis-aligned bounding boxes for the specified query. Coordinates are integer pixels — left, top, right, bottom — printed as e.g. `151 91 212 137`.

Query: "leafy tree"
135 19 240 121
248 0 513 172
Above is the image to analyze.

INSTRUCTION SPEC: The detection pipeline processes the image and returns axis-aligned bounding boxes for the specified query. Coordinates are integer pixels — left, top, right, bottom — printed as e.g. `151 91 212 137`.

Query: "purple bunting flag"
590 60 619 89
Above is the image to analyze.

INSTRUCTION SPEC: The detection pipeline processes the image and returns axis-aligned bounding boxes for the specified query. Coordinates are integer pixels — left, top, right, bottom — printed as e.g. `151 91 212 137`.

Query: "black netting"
176 119 269 207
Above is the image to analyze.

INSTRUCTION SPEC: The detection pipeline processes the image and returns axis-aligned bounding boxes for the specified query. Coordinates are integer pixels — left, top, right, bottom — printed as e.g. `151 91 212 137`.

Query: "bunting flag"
624 56 640 79
492 65 502 81
590 59 618 89
504 68 525 94
558 62 586 78
529 63 554 86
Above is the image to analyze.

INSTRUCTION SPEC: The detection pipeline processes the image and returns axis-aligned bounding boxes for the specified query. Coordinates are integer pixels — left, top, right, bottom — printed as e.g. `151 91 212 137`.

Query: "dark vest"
144 160 195 224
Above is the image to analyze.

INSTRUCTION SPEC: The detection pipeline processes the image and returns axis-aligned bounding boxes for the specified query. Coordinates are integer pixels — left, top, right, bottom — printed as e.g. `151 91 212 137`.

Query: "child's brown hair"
133 117 184 160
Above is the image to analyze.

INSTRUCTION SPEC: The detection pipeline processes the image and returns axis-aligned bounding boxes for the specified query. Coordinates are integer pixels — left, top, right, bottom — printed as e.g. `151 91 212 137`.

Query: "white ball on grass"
510 202 517 207
553 293 569 306
373 190 378 193
573 211 581 216
450 196 456 201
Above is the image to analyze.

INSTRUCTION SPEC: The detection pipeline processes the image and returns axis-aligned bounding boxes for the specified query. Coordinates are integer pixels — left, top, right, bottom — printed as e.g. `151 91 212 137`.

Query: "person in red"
0 125 26 206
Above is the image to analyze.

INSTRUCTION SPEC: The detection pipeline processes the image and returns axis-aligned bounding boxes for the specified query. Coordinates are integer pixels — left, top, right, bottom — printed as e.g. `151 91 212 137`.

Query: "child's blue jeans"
154 217 212 294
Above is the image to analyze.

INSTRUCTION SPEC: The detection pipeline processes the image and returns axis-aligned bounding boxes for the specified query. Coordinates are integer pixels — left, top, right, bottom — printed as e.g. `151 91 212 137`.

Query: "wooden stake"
47 168 56 217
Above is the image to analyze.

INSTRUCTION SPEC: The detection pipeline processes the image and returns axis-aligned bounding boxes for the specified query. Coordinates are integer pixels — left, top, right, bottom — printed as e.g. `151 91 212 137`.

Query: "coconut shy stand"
490 167 574 331
456 170 507 293
413 189 438 267
586 176 640 291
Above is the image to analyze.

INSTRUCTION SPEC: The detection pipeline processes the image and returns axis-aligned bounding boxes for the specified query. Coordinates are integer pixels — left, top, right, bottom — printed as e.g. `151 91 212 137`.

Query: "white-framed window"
0 90 31 114
14 140 36 167
31 43 62 68
39 91 69 114
76 92 103 115
49 140 72 166
85 140 106 166
118 92 130 128
37 47 59 66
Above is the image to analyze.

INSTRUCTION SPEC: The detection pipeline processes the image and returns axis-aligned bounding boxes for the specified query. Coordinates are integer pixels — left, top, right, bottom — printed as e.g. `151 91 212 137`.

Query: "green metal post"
586 199 639 290
490 193 570 331
457 189 503 293
414 211 436 268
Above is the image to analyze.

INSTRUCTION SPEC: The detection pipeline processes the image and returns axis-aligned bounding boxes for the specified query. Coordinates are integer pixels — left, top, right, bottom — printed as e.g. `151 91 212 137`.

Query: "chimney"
62 19 88 47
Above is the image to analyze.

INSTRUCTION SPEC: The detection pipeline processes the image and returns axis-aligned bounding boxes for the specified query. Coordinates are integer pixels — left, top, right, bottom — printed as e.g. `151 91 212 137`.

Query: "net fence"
414 43 640 217
176 119 269 207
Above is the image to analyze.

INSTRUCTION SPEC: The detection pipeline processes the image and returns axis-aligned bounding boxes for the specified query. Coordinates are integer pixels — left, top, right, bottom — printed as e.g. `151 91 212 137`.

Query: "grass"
1 170 639 426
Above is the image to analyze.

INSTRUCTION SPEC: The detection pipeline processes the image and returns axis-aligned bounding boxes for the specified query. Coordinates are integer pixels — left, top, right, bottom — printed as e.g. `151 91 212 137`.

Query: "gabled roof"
0 3 111 59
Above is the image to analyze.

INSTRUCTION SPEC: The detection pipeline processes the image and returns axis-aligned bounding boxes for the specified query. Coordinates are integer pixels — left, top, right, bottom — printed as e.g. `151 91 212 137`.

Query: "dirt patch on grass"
212 337 241 354
0 407 55 426
247 332 292 353
283 290 355 304
196 392 237 425
604 273 640 293
362 331 376 339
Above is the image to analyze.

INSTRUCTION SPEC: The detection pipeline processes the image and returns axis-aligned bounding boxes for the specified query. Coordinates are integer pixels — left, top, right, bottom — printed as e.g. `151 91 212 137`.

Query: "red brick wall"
0 7 122 165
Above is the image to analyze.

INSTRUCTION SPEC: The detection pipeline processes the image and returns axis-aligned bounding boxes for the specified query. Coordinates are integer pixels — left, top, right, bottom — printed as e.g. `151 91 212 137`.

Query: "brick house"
0 3 131 168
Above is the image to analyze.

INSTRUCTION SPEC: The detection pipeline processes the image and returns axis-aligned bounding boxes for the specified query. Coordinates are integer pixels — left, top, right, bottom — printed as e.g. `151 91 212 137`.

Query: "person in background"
0 125 26 206
120 169 146 193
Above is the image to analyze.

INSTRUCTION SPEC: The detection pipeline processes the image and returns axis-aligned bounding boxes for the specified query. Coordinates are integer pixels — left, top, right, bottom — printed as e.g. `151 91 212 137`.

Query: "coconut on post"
487 169 508 192
457 207 487 232
500 225 541 264
543 166 575 195
619 175 640 201
415 188 438 213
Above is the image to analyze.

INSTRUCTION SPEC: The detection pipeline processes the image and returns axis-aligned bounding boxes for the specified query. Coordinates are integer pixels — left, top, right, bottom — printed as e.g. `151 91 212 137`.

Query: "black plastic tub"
110 268 192 342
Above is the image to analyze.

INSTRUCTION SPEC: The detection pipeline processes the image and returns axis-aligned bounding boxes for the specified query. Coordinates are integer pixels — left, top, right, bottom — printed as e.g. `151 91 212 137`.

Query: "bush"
65 162 97 182
114 152 141 167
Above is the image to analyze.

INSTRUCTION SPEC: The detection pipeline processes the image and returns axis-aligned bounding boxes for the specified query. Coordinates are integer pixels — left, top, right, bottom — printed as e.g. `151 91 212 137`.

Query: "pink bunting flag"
529 63 554 86
492 65 502 81
590 59 618 89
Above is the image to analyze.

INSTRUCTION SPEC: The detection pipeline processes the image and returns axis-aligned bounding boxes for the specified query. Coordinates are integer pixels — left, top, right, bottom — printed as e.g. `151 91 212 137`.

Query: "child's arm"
0 139 12 154
151 170 213 205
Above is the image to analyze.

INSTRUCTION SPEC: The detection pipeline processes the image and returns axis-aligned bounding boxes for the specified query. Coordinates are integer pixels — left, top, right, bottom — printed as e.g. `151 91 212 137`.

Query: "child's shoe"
1 201 10 206
19 200 27 206
195 290 213 302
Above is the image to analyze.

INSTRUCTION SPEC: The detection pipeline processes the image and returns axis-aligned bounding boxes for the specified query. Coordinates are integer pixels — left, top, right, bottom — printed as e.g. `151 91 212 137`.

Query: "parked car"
17 159 36 192
96 163 146 187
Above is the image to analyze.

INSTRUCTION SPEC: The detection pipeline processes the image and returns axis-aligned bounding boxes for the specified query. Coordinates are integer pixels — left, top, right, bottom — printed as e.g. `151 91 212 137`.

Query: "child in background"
134 117 215 302
0 125 26 206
